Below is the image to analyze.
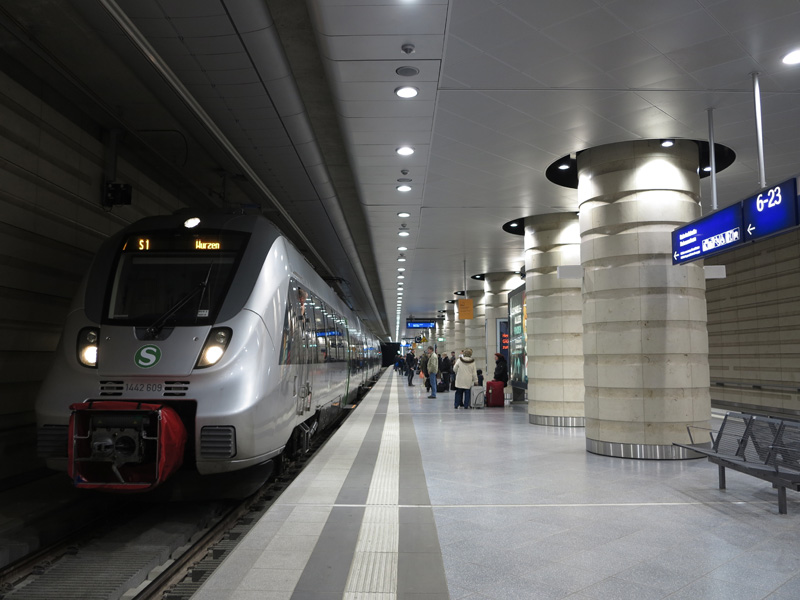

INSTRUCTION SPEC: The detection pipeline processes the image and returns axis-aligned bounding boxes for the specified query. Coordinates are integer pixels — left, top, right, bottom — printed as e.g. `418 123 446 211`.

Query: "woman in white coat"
452 348 479 409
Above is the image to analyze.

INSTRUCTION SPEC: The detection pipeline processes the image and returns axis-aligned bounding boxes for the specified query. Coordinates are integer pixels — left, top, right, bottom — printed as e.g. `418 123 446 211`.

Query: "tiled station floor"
194 370 800 600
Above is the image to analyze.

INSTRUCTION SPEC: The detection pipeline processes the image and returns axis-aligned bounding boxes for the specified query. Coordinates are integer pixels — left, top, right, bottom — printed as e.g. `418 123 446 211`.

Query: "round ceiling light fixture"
661 139 674 147
397 185 412 192
397 246 408 251
398 231 410 237
397 211 411 218
395 86 419 99
783 49 800 64
396 146 415 156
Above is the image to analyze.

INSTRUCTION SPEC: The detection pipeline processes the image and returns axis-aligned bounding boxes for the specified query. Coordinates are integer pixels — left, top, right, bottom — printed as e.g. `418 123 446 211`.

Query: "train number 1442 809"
126 382 163 392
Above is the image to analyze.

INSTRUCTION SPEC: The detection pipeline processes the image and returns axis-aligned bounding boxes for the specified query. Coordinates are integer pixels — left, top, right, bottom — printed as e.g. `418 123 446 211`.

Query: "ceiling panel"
92 0 800 340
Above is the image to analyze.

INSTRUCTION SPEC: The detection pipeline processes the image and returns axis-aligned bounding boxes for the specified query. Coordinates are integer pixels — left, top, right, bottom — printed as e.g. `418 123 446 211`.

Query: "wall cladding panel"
706 228 800 416
0 70 188 480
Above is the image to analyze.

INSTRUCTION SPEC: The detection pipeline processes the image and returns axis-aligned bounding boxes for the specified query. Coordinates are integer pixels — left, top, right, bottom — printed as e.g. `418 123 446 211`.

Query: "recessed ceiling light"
397 257 406 262
397 185 412 192
397 268 406 272
396 146 414 156
398 231 410 237
397 211 410 217
397 275 405 279
397 246 408 251
703 166 712 172
395 86 419 99
509 222 519 228
661 139 674 147
783 49 800 64
558 163 570 170
184 217 201 228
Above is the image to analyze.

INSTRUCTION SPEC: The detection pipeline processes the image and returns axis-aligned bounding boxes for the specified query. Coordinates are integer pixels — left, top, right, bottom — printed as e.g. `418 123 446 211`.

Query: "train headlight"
196 327 232 368
77 327 99 368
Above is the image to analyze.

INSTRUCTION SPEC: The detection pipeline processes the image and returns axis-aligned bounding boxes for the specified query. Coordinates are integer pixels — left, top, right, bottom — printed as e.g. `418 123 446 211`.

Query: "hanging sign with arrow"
672 177 798 265
671 203 743 264
742 178 797 242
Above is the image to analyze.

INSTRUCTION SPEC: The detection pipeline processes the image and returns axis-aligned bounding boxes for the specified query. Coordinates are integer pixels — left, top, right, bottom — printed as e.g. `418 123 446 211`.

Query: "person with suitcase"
452 348 479 409
487 353 508 407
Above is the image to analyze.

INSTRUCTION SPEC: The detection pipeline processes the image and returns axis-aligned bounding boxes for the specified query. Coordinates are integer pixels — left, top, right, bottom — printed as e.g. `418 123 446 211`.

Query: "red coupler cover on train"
68 401 187 492
486 381 505 407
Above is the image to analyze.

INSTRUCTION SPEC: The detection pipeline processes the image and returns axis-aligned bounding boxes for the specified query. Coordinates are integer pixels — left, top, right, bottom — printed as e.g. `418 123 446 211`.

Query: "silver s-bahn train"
36 212 381 493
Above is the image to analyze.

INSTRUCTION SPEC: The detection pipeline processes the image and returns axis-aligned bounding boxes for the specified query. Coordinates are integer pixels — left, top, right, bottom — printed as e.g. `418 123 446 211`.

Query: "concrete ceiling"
5 0 800 341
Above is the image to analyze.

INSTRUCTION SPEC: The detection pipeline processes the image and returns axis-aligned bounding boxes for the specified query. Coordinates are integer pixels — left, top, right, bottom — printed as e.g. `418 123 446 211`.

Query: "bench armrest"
686 425 715 445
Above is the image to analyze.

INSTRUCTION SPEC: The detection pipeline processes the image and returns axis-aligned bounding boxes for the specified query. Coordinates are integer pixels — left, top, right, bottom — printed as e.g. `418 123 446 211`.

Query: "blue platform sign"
672 203 743 264
407 321 435 329
742 178 798 242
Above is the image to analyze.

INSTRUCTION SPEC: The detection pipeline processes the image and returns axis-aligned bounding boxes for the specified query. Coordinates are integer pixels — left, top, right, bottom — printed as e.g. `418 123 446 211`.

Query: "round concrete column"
452 303 465 354
442 305 455 354
463 290 487 375
578 139 710 459
524 214 584 427
483 273 517 367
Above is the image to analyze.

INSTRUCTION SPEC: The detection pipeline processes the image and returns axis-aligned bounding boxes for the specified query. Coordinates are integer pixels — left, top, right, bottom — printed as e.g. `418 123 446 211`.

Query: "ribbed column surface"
442 306 455 354
525 213 584 427
483 274 516 371
578 139 711 457
463 290 487 375
452 304 465 354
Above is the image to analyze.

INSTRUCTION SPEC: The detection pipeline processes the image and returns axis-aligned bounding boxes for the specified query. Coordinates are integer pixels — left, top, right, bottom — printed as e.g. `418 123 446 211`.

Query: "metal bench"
674 412 800 514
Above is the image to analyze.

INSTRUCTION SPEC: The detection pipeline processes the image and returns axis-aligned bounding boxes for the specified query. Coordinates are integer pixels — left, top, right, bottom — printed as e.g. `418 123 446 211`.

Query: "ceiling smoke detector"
401 44 416 55
396 66 420 77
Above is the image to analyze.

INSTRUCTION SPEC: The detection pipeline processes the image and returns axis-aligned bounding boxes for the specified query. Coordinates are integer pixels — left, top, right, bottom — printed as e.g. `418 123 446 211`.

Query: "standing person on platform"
493 352 509 387
440 352 452 391
418 350 429 392
426 346 439 399
452 348 478 409
450 351 457 389
405 349 416 386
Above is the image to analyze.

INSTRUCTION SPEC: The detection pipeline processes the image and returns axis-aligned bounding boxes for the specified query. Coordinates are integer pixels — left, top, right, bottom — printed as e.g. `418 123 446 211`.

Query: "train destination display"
672 177 798 265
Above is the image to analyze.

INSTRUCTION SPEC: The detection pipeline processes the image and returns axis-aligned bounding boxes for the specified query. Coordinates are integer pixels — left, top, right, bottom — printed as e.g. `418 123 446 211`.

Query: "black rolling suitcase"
436 380 447 393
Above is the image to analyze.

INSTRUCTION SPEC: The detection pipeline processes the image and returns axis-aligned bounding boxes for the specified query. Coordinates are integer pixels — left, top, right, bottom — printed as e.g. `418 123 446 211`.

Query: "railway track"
0 403 351 600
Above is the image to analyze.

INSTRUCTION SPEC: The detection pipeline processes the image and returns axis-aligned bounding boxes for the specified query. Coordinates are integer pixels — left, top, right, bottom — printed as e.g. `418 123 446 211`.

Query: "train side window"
279 282 309 365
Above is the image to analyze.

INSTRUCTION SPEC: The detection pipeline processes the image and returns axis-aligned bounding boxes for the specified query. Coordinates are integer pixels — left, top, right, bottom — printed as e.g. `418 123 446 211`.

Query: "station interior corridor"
195 370 800 600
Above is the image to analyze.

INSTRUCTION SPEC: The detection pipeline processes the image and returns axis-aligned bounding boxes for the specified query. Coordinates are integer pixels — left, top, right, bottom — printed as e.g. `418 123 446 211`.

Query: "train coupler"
68 401 187 491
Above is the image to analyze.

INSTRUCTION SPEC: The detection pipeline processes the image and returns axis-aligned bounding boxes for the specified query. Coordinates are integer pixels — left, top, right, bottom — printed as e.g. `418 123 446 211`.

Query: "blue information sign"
407 321 435 329
742 178 798 242
672 203 743 264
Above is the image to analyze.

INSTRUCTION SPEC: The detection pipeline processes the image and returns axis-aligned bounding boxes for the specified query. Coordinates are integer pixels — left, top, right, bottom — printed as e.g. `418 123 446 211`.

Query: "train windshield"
106 231 249 326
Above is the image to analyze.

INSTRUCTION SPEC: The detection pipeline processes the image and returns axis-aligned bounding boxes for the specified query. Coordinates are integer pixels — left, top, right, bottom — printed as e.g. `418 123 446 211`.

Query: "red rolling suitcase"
486 381 505 407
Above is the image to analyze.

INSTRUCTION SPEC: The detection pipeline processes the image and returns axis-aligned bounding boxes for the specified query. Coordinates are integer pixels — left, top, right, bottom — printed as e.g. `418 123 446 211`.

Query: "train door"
280 281 313 416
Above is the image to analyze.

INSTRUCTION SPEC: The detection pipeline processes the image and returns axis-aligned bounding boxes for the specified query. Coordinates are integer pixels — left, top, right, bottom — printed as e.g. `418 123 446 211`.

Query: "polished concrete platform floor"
194 370 800 600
